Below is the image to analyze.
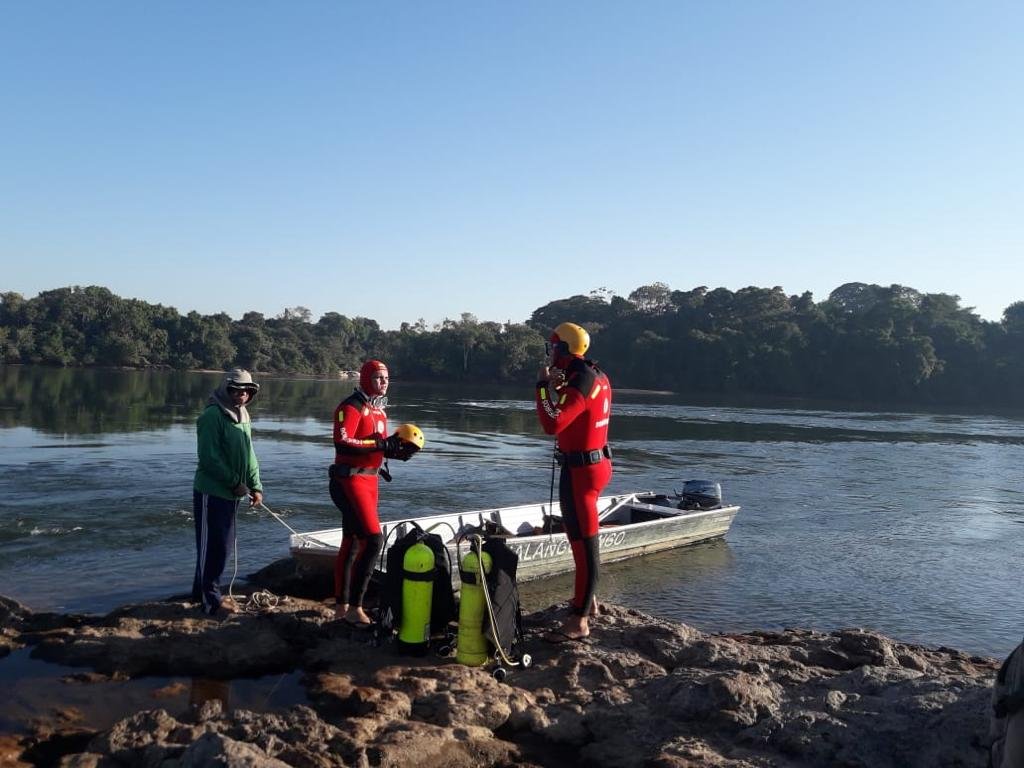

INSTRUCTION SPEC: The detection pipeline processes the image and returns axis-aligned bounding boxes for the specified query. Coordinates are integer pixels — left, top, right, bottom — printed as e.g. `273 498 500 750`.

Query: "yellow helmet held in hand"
550 322 590 357
395 423 425 451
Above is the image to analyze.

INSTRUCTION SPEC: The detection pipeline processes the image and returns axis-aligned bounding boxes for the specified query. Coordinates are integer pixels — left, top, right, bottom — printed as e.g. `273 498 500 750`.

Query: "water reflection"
5 366 1024 446
189 677 231 710
0 647 305 735
520 539 735 614
0 366 203 434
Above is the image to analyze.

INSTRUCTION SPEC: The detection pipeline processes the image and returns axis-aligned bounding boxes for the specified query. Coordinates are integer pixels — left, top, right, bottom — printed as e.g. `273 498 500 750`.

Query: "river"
0 366 1021 658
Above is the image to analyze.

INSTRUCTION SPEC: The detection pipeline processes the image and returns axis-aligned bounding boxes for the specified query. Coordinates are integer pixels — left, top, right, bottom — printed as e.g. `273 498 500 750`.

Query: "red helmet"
359 360 388 395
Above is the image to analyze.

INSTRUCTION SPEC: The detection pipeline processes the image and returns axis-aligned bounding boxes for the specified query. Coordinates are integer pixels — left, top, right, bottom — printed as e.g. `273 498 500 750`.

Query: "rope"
220 502 283 616
226 511 243 606
261 672 288 710
243 589 281 612
548 441 557 544
257 501 300 534
257 501 335 549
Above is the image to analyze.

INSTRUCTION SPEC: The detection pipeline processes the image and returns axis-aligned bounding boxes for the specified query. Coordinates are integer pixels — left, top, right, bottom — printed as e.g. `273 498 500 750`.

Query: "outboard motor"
678 480 722 510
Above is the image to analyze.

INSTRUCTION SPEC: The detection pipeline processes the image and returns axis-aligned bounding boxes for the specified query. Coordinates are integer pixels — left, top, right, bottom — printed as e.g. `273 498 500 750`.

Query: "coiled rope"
226 528 282 613
220 501 301 615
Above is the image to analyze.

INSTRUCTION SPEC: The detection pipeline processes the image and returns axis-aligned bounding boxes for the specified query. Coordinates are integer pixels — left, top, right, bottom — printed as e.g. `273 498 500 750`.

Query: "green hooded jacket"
193 381 262 500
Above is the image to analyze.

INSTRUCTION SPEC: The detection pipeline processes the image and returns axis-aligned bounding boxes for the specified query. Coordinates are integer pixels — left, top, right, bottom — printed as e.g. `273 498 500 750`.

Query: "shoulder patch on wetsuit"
340 391 367 409
337 391 368 423
566 358 597 397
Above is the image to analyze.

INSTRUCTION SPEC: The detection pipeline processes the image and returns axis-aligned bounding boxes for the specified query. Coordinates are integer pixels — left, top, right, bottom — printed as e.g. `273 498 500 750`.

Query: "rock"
179 731 291 767
0 596 31 656
0 591 999 767
18 728 98 768
0 595 32 630
58 755 106 768
247 556 335 600
59 671 129 684
87 709 185 759
307 671 413 720
150 681 189 699
28 596 332 678
0 733 31 768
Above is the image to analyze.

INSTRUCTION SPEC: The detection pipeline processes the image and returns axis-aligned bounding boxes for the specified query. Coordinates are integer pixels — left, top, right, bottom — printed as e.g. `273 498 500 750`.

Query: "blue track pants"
192 491 238 614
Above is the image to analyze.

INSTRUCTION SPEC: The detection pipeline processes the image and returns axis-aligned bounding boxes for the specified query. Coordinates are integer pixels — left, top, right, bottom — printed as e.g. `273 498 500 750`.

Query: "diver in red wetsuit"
535 322 613 642
329 360 403 627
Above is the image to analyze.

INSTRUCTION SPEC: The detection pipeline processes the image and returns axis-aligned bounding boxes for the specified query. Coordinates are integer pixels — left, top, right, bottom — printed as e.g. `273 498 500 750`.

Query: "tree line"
2 283 1023 406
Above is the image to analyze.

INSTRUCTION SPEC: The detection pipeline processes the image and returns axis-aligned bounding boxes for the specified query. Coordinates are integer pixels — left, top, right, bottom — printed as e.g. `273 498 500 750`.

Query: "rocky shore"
0 576 999 768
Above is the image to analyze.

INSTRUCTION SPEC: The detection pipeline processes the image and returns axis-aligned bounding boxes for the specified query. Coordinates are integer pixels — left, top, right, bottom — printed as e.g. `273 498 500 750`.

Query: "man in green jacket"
192 369 264 615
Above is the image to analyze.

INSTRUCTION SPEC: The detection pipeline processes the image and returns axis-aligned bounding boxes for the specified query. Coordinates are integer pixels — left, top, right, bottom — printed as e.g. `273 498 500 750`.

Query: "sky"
1 2 1021 329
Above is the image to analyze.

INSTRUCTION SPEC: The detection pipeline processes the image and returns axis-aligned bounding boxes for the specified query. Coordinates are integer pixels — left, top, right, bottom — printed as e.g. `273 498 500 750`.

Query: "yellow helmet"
550 322 590 357
395 423 425 451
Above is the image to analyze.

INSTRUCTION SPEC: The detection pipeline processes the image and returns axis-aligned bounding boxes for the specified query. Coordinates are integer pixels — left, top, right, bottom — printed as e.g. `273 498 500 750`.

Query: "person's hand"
250 490 264 508
537 365 552 383
383 433 417 461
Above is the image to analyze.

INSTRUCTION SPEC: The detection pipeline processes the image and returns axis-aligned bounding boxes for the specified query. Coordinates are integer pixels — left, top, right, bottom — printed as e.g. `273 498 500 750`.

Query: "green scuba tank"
397 541 435 656
456 549 493 666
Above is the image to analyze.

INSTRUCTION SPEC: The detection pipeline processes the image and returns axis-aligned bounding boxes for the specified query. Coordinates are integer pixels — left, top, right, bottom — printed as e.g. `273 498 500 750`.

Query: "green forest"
2 283 1024 406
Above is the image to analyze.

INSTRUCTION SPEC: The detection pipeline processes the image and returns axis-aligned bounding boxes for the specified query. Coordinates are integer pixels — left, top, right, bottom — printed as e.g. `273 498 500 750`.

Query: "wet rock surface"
0 589 999 767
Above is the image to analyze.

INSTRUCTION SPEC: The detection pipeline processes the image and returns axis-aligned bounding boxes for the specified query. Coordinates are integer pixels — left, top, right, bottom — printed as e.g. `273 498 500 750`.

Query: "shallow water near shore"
1 366 1022 664
0 647 308 736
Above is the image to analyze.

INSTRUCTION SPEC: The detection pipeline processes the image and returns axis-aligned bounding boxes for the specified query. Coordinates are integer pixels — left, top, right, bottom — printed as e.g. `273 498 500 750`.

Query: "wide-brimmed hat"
224 368 260 392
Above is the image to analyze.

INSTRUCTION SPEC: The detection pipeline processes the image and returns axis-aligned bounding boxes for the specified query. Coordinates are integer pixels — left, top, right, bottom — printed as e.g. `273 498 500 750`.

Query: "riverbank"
0 581 998 768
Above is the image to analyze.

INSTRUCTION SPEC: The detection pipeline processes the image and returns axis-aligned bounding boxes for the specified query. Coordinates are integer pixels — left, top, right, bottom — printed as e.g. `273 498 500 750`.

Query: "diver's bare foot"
334 603 349 620
543 611 591 642
589 598 600 617
344 607 373 627
559 614 589 640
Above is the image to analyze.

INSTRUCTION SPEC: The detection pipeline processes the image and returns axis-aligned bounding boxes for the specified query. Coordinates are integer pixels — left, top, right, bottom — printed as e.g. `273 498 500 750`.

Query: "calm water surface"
1 366 1021 659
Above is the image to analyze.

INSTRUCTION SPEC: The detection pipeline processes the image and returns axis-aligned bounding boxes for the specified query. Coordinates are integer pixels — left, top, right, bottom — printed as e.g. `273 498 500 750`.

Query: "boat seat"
453 511 513 540
541 514 564 534
630 507 668 524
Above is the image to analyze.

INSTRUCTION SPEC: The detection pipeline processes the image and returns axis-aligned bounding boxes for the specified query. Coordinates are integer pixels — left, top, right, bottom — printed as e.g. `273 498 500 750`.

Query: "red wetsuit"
330 390 387 606
535 356 613 614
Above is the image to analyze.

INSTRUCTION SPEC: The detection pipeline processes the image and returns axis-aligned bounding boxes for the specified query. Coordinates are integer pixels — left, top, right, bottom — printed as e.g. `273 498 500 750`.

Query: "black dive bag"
480 537 525 661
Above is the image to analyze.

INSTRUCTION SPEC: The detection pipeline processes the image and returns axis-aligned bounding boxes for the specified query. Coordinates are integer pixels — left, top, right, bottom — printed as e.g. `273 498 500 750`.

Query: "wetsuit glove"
383 434 416 461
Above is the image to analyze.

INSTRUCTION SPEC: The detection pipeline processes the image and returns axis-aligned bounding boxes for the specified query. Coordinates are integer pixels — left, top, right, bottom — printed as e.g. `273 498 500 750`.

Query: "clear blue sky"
1 2 1021 328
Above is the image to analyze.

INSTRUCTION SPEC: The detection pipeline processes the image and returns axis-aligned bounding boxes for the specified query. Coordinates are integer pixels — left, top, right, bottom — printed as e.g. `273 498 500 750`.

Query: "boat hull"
509 505 738 581
289 492 739 583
